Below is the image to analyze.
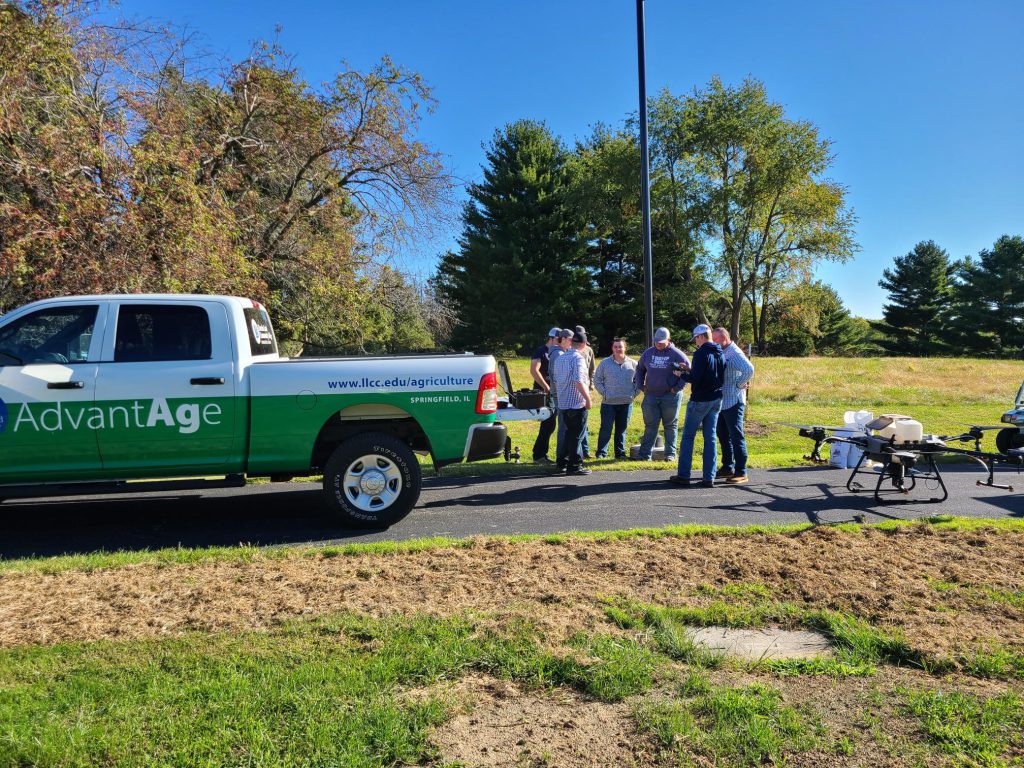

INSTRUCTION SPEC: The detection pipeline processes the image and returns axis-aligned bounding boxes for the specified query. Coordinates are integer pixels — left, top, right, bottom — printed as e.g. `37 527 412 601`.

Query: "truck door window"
114 305 212 362
0 305 98 365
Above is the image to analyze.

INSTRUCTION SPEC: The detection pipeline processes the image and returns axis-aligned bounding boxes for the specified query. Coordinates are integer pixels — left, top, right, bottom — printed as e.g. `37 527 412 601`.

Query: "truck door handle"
190 377 225 385
47 381 85 390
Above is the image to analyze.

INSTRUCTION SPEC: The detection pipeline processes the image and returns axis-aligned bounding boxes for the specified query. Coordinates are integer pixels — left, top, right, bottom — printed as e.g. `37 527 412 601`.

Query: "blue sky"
108 0 1023 318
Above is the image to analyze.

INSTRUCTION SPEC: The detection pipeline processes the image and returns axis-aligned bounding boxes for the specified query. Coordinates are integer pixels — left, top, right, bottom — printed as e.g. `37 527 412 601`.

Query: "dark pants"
557 407 587 471
716 401 748 476
596 402 632 458
532 408 558 460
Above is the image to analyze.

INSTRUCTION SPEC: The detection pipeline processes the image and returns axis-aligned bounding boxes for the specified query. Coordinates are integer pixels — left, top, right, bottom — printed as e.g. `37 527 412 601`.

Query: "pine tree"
436 121 588 352
876 241 953 355
950 235 1024 357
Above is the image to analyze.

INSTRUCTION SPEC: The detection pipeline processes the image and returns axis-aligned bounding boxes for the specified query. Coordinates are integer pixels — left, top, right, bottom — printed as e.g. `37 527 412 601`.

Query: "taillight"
476 371 498 414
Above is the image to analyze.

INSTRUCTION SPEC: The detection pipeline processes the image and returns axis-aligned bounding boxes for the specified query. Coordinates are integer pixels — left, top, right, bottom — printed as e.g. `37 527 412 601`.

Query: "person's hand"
584 397 592 409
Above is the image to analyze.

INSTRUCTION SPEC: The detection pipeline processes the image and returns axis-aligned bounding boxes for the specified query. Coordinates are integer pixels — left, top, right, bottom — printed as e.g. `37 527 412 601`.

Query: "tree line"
877 237 1023 358
434 79 869 356
0 1 453 354
4 3 1017 359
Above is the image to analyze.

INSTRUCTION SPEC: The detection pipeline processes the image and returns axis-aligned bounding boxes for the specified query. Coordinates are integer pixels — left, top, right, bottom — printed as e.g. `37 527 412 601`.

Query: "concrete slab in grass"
688 626 832 661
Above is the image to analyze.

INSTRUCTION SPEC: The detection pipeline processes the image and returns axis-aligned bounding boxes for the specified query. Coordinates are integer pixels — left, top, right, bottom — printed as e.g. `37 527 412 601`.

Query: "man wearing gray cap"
635 327 690 462
671 324 725 487
530 327 561 463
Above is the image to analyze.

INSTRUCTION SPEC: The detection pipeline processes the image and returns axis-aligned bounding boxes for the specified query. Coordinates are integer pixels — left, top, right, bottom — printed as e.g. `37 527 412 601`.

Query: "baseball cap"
572 330 588 344
653 327 670 343
575 325 586 334
557 328 573 339
547 327 560 338
692 323 712 339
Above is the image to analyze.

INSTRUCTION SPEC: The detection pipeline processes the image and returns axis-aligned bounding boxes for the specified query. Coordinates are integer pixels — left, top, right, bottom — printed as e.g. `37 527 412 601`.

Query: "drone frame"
796 425 1023 505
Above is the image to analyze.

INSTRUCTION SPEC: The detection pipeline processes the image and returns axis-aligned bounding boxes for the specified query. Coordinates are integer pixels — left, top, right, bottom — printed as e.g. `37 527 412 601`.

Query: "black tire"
322 432 421 527
996 428 1024 454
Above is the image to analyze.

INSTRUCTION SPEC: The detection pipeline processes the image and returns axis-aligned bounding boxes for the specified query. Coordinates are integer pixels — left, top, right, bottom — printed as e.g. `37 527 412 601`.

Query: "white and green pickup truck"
0 294 537 526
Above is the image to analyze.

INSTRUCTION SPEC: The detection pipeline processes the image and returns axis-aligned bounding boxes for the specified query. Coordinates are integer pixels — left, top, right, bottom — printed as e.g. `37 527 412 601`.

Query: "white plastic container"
877 415 923 444
843 410 873 467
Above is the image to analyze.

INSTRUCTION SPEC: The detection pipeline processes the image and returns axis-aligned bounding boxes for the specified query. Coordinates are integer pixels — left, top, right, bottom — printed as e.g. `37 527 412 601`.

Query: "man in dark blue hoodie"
670 324 725 487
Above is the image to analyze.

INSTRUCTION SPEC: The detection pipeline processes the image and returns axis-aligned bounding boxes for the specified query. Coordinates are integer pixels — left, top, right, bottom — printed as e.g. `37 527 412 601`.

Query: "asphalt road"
3 463 1023 560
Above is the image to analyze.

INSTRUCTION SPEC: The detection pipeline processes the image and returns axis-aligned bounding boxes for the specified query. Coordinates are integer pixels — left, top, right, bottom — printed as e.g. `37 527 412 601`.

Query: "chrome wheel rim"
343 454 403 512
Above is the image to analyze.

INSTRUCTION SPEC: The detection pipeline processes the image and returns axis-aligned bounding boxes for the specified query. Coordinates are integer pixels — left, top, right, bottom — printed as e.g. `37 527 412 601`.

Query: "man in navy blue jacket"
670 324 725 487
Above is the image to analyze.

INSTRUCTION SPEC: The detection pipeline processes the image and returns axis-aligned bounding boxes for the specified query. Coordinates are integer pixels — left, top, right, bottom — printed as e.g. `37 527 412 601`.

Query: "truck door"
94 301 237 472
0 303 104 483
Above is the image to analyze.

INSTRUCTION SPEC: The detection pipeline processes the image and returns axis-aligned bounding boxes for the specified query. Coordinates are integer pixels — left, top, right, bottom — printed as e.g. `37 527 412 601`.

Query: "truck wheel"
996 428 1024 454
322 432 421 527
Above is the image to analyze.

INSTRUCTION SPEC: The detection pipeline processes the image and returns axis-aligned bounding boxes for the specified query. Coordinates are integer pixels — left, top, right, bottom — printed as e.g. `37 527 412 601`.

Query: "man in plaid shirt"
713 327 755 484
551 330 593 475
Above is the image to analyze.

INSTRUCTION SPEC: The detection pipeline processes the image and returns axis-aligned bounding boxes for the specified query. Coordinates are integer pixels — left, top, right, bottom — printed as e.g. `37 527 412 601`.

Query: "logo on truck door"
5 397 221 435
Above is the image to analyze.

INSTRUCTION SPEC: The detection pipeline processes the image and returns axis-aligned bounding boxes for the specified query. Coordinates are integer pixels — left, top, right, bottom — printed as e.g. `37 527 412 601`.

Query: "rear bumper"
465 423 508 462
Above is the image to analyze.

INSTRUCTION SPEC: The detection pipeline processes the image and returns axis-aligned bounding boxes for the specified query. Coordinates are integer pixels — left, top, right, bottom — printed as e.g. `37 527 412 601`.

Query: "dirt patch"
428 675 650 767
1 526 1023 659
688 626 832 660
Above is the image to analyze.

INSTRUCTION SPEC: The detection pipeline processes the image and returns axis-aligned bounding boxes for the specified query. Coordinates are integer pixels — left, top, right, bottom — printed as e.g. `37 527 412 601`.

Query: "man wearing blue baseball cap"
670 324 725 487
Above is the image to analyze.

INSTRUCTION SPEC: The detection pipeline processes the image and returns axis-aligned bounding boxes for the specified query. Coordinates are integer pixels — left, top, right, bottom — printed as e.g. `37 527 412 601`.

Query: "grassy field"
2 358 1023 766
444 356 1024 475
2 518 1024 766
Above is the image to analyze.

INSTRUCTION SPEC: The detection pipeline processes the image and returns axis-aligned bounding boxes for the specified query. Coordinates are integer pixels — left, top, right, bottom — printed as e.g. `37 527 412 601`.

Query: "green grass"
0 613 665 767
5 515 1024 575
636 674 823 767
479 356 1024 475
958 645 1024 680
900 688 1024 767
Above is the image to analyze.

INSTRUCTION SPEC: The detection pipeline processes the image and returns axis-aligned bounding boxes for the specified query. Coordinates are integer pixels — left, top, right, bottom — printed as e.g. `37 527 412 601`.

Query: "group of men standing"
529 323 755 484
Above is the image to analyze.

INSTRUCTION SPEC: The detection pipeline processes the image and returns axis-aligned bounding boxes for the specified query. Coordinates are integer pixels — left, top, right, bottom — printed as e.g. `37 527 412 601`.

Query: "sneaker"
726 475 749 485
717 468 735 479
700 479 715 488
615 453 628 460
533 456 554 464
582 452 592 460
594 452 608 459
668 475 691 485
567 467 592 476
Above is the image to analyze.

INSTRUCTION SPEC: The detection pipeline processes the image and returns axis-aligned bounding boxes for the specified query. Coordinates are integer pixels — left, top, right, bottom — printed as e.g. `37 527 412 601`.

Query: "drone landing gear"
970 455 1014 492
846 452 948 504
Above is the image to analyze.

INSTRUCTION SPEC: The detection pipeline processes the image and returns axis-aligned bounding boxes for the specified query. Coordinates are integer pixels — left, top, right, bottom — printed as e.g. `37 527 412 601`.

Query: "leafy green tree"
653 78 856 349
437 120 587 352
876 240 954 355
950 235 1024 357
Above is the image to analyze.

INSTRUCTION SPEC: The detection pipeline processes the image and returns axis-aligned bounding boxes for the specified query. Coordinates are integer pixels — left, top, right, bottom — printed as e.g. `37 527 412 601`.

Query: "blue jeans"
677 397 723 481
639 391 682 460
596 402 633 458
557 407 587 470
717 402 748 476
558 403 590 457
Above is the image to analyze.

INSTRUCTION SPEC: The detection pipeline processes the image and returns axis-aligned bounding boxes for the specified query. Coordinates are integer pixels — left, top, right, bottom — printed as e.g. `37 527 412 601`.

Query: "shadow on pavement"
0 486 383 560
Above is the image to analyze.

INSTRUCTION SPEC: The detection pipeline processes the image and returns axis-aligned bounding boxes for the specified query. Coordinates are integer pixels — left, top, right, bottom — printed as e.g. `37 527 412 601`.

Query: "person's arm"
687 349 707 390
587 352 596 390
593 360 607 398
574 356 592 408
530 357 549 392
734 351 755 388
635 352 648 392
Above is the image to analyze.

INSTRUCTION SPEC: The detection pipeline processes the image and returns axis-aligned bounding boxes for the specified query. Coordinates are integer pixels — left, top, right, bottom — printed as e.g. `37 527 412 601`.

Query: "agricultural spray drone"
791 414 1024 504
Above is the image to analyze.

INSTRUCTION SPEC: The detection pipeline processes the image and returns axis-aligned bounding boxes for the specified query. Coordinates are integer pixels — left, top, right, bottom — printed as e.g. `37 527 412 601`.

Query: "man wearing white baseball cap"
670 324 725 487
